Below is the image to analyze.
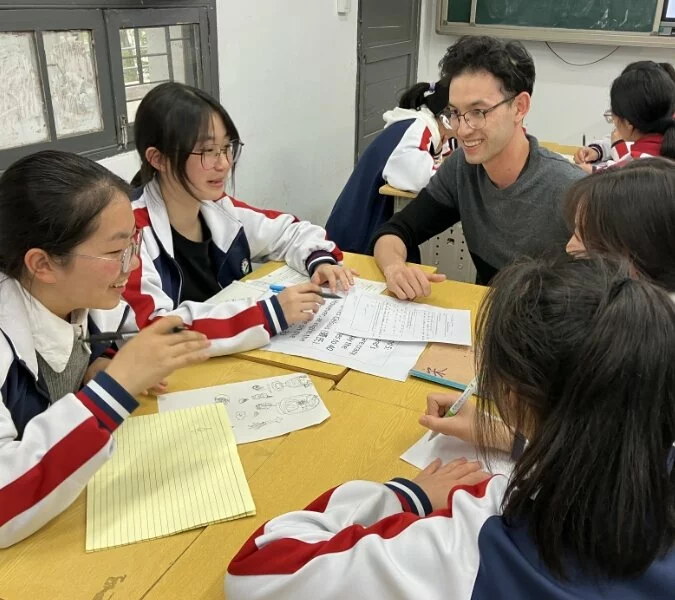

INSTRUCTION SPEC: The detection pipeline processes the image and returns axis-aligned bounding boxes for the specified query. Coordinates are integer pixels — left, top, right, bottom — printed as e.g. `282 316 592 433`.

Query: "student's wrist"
385 478 433 516
258 296 289 337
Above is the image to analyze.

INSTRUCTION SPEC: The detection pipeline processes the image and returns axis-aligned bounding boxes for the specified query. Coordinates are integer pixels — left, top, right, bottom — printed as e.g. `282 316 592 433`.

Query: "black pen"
83 326 186 344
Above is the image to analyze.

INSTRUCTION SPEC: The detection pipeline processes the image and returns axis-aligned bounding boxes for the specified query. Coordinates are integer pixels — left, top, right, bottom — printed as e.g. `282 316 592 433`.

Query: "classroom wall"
99 2 358 226
418 0 675 146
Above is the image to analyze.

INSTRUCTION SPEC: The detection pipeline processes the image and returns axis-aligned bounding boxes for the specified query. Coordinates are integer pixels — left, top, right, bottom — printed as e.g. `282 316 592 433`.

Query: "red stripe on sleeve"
229 197 300 224
0 418 110 527
446 476 494 517
419 127 432 152
229 511 421 576
77 391 119 432
123 208 159 328
188 304 267 340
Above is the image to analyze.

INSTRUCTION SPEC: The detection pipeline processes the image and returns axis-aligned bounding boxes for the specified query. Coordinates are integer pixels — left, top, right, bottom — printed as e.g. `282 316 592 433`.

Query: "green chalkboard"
447 0 658 32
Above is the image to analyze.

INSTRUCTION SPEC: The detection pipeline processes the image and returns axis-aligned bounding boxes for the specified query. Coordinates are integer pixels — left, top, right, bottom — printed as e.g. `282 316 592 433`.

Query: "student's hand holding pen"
104 316 210 397
419 392 514 453
277 283 326 324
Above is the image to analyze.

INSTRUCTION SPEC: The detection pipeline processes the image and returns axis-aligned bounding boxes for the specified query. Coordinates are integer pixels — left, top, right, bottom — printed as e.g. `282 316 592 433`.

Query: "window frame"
0 0 219 170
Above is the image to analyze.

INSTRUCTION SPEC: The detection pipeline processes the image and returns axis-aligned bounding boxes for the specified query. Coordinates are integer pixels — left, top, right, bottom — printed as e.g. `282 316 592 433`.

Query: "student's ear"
145 147 167 173
512 92 531 125
23 248 59 284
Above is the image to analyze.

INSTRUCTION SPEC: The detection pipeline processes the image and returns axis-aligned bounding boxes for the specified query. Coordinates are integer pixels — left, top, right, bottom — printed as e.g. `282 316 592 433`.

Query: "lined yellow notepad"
85 404 255 551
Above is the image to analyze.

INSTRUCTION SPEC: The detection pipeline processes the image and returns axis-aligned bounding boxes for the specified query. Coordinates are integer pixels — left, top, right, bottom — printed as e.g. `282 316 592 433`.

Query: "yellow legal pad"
85 404 255 551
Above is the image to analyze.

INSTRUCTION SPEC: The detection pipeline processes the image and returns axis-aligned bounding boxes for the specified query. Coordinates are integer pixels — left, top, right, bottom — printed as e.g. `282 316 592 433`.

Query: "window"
0 2 218 171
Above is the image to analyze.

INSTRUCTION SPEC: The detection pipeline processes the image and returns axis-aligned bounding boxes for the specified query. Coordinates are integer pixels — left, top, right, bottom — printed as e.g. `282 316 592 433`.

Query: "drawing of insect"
251 384 266 391
239 398 250 404
214 394 230 405
284 375 312 388
249 417 282 430
270 381 285 392
235 411 247 421
255 402 275 411
252 392 273 400
278 394 320 415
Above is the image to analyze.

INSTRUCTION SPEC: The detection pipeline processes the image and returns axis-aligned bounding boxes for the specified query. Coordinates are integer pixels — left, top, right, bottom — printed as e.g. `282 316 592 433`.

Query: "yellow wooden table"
337 278 487 412
142 389 425 600
236 252 436 381
0 358 335 600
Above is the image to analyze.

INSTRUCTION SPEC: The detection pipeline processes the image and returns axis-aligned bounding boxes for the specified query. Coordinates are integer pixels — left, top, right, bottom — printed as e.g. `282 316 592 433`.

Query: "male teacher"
373 35 585 299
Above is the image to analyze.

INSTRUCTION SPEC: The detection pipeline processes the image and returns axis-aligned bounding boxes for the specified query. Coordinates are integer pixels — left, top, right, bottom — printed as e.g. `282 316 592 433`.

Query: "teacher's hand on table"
383 263 446 300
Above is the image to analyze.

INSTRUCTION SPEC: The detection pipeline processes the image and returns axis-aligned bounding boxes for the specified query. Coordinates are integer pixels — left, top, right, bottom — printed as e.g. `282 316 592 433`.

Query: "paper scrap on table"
264 297 425 381
205 280 270 304
248 264 388 296
158 373 330 444
401 431 513 477
336 292 472 345
86 404 254 552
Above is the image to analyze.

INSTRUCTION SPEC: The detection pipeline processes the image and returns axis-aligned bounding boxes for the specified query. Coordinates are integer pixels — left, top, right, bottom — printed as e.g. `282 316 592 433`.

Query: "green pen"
428 376 478 441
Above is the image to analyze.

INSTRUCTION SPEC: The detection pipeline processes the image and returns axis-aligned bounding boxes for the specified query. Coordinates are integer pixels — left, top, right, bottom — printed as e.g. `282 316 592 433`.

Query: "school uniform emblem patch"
241 258 251 274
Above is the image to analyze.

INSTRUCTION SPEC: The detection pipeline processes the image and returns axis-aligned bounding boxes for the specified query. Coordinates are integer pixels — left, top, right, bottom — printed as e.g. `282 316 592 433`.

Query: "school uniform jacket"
587 134 632 164
226 476 675 599
325 107 454 254
593 134 662 171
122 180 342 355
0 277 138 547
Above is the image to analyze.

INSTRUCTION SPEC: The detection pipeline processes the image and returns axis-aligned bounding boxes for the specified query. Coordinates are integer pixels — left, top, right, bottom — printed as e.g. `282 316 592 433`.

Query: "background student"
123 82 354 356
372 35 584 297
583 62 675 172
0 151 210 547
325 80 455 254
574 61 675 168
226 253 675 598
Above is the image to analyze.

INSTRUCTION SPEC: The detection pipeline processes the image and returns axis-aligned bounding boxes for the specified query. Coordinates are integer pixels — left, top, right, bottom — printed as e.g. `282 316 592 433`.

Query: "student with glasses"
0 150 211 547
372 35 585 294
124 82 354 356
574 61 675 170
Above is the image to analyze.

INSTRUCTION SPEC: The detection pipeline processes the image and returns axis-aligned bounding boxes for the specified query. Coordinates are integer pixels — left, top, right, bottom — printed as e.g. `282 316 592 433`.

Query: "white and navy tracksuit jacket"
586 134 632 167
325 106 455 254
0 277 138 547
593 134 663 171
122 180 342 355
227 476 675 599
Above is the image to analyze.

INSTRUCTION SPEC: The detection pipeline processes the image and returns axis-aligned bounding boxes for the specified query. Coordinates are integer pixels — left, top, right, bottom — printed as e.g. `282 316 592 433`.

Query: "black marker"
83 326 186 344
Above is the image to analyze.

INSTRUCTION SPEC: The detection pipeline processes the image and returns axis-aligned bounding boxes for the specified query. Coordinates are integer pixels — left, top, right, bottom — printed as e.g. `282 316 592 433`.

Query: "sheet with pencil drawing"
158 373 330 444
86 404 254 552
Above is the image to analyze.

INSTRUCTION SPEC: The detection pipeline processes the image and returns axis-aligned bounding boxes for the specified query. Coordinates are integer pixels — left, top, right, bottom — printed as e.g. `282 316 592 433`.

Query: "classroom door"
355 0 421 159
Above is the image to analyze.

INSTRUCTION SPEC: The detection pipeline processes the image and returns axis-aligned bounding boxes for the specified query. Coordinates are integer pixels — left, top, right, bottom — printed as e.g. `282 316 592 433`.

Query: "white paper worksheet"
249 265 388 296
336 292 472 345
265 297 426 381
401 431 513 477
157 373 330 444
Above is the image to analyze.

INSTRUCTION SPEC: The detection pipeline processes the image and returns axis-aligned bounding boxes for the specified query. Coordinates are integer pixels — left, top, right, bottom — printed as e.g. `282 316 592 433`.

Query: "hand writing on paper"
573 146 600 165
420 391 476 443
420 392 514 453
311 264 359 294
412 458 490 511
383 263 446 300
278 283 325 325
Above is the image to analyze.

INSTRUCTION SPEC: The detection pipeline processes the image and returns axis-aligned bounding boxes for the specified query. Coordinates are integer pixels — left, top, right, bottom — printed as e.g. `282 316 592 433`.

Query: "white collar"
15 281 89 373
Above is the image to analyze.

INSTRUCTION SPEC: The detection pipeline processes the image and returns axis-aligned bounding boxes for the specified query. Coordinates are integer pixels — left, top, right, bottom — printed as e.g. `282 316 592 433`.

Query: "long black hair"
0 150 130 280
131 82 240 190
610 63 675 159
398 80 449 116
565 158 675 292
475 252 675 579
